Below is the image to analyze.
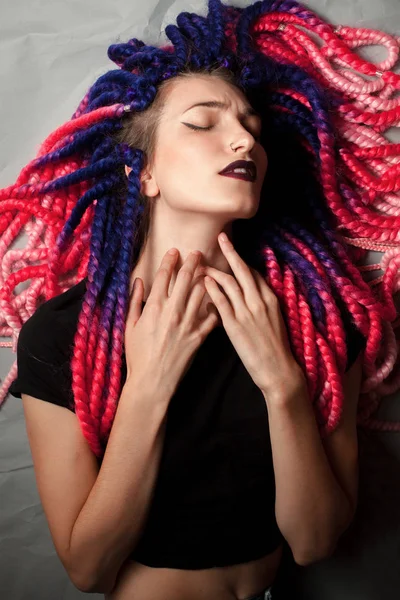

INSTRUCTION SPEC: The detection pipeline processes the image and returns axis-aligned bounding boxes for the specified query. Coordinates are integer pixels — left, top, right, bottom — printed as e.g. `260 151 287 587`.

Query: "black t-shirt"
9 276 366 569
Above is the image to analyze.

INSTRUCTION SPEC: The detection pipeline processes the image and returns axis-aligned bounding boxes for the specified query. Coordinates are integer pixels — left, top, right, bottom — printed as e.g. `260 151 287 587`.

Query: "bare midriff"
106 542 283 600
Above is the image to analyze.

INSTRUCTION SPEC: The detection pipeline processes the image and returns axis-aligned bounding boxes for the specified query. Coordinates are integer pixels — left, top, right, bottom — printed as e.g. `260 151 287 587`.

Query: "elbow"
69 567 105 594
293 526 343 567
293 502 356 567
67 550 119 594
293 543 335 567
75 570 119 595
72 578 109 595
72 579 107 595
61 558 98 593
70 572 99 594
291 528 340 567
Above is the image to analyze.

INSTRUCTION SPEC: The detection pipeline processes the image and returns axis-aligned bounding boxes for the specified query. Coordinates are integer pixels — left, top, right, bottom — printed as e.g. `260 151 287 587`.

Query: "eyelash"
184 123 261 142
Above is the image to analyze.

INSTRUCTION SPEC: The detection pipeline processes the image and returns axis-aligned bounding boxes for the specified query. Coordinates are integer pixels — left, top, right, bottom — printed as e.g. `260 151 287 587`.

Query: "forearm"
264 382 352 565
69 379 170 593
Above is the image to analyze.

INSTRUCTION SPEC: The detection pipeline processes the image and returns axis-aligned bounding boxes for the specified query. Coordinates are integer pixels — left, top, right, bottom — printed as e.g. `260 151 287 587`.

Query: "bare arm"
263 377 356 566
69 379 170 593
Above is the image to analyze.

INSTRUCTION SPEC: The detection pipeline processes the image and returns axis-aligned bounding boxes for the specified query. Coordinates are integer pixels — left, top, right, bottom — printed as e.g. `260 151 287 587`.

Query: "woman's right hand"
124 248 220 399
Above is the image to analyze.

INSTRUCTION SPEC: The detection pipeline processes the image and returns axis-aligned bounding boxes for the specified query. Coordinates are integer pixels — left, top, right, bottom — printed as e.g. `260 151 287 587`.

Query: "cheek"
160 143 200 172
258 153 268 186
155 156 211 205
262 150 268 172
158 144 211 185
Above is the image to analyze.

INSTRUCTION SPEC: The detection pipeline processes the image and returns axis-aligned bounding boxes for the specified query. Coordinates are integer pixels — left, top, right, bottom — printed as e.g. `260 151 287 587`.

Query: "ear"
124 164 159 198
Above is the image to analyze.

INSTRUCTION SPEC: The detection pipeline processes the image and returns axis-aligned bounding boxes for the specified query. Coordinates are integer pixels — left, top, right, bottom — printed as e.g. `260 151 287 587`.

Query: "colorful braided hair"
1 0 399 459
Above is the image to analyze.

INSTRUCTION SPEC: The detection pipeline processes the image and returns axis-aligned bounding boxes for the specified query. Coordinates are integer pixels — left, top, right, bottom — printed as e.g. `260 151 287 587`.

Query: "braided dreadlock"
1 0 399 459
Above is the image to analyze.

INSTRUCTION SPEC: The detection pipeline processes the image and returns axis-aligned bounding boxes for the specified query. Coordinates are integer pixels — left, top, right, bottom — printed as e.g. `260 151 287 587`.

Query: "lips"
219 159 257 182
220 172 254 182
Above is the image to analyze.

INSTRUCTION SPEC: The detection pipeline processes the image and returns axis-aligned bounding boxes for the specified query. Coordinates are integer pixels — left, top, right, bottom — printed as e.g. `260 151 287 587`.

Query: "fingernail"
219 233 228 242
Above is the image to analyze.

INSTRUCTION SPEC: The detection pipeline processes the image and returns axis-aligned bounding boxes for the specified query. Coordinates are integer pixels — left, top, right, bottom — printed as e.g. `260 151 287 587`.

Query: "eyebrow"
182 100 261 119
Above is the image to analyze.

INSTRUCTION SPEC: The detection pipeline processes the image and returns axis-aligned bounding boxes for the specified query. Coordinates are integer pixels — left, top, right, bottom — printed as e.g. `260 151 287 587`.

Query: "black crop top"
9 277 366 569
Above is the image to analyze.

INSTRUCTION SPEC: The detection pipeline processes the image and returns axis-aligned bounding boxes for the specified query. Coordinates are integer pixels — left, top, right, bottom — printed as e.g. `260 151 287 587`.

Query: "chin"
237 197 260 219
212 193 260 219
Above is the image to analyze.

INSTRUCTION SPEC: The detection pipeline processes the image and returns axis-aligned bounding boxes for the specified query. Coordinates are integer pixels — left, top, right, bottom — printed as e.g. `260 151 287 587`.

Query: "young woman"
4 0 399 598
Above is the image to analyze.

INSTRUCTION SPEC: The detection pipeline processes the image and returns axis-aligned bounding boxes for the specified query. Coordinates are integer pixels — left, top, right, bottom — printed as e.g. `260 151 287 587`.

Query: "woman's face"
136 75 268 223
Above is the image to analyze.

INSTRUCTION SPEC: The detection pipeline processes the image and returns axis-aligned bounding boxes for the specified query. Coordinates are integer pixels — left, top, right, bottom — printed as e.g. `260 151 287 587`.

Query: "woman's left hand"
202 233 305 401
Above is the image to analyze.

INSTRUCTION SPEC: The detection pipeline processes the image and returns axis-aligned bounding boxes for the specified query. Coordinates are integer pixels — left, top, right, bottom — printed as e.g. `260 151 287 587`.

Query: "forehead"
164 76 252 116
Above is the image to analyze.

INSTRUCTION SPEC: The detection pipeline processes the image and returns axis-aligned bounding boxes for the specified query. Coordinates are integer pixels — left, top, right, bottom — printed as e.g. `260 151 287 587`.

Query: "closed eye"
183 123 213 132
182 122 261 142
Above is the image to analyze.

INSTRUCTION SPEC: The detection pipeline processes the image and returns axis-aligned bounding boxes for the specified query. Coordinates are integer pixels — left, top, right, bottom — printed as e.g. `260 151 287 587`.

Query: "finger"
217 235 260 305
204 275 235 322
170 251 202 310
250 267 280 307
202 269 243 314
198 305 221 336
149 248 180 301
185 276 208 323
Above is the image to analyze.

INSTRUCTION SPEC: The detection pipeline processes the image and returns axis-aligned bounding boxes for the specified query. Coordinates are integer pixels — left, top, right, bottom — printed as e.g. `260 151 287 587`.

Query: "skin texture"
125 75 268 305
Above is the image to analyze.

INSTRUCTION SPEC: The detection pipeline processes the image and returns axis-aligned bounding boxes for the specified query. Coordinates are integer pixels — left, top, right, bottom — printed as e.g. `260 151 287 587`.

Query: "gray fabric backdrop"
0 1 399 598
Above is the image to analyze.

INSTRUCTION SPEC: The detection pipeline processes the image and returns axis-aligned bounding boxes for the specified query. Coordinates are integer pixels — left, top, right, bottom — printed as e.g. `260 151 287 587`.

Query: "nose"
230 128 256 153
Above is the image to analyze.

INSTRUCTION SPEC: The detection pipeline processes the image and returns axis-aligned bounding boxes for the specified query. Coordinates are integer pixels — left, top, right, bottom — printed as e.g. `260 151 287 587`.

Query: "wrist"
261 364 307 407
122 376 172 410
